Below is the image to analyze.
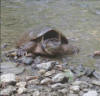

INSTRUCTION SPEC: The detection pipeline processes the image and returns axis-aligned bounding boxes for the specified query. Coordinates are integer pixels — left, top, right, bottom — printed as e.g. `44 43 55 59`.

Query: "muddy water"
1 0 100 70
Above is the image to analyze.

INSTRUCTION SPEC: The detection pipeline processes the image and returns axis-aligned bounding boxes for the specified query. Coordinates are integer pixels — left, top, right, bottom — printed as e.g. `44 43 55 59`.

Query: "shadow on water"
1 0 100 70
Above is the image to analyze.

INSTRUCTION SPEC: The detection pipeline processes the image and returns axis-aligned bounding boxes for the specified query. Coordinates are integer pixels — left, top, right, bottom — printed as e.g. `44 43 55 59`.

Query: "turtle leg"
34 43 47 55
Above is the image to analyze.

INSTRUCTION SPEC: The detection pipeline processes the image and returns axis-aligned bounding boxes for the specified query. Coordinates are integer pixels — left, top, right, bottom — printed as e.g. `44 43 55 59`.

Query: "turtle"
16 27 79 57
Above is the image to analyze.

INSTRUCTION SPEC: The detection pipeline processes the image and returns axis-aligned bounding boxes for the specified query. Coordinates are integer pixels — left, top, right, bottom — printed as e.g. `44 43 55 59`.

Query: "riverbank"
0 52 100 96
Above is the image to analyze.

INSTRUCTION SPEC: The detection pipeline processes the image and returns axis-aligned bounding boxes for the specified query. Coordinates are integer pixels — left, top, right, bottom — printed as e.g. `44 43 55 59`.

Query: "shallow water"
1 0 100 70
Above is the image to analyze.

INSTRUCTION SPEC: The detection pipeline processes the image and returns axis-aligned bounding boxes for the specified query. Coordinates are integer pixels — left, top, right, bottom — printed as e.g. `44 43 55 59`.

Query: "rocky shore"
0 53 100 96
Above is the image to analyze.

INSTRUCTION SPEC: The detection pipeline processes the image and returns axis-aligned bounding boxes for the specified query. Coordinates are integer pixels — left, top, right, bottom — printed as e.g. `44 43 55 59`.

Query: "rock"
38 69 46 75
70 86 80 93
72 81 88 90
16 82 26 87
26 76 39 81
40 78 52 85
51 83 66 89
36 61 56 71
52 73 68 83
83 90 98 96
72 81 83 86
0 86 16 96
21 56 34 65
93 71 100 80
1 73 16 83
93 51 100 57
28 79 40 85
32 90 40 96
0 62 25 75
1 43 8 49
68 93 78 96
58 88 68 94
91 80 100 86
17 87 27 94
44 70 55 76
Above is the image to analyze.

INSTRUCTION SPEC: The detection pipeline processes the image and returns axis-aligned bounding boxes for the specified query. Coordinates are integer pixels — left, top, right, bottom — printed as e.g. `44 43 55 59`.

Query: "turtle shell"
16 27 68 48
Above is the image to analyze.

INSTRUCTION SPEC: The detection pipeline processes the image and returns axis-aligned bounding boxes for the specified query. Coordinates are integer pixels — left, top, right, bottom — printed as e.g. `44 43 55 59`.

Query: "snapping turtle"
16 27 79 56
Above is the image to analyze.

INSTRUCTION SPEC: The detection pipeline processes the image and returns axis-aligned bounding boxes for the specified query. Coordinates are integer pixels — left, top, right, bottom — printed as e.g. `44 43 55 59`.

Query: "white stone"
1 73 16 83
36 61 55 70
83 90 98 96
51 83 66 89
0 86 16 96
17 87 27 94
40 78 52 85
92 80 100 86
16 82 26 87
52 73 68 83
70 86 80 93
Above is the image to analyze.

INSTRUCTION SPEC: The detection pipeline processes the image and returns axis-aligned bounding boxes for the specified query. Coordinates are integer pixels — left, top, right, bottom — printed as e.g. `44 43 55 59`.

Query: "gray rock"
68 93 78 96
28 79 40 85
83 90 98 96
52 73 68 83
72 81 83 86
51 83 66 89
93 71 100 80
21 56 33 65
38 69 46 75
0 86 16 96
70 86 80 93
58 88 68 94
40 78 52 85
1 73 16 83
91 80 100 86
32 90 40 96
36 61 56 70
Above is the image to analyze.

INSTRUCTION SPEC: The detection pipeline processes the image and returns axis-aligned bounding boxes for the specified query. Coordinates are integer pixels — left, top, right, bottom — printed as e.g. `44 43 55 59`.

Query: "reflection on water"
1 0 100 69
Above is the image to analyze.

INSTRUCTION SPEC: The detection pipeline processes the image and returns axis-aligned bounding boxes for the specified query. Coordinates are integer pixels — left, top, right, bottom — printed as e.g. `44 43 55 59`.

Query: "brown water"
1 0 100 69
